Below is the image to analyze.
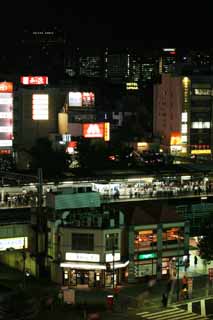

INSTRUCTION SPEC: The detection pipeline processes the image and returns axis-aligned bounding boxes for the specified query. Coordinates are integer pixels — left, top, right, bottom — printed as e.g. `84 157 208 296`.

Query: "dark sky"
2 1 213 49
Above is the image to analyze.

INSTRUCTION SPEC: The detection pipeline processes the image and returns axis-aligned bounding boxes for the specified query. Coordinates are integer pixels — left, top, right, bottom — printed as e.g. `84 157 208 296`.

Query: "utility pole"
176 235 180 301
35 168 44 278
22 237 26 288
112 240 115 289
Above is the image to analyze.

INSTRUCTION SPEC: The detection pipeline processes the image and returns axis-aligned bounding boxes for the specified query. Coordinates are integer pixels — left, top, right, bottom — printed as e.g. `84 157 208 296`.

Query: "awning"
60 260 129 270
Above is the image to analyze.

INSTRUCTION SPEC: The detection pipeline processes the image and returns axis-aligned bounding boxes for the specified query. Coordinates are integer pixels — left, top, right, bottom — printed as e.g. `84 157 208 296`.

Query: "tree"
197 218 213 262
77 138 109 170
30 138 70 178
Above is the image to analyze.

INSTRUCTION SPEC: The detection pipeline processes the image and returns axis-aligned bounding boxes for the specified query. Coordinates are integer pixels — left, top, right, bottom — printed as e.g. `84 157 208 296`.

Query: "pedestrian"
194 256 198 266
162 293 168 307
167 280 172 293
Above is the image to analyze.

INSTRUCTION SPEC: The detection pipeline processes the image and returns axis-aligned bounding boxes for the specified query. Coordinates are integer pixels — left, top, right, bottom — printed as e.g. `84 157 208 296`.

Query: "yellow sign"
126 82 138 90
191 149 211 154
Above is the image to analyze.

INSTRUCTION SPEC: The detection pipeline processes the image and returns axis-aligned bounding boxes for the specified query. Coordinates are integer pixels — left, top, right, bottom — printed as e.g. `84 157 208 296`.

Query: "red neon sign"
20 76 48 85
0 82 13 93
83 123 110 141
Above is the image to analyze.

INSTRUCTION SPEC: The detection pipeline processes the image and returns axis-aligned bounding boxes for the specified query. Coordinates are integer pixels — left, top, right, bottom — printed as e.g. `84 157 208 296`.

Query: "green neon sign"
138 253 157 260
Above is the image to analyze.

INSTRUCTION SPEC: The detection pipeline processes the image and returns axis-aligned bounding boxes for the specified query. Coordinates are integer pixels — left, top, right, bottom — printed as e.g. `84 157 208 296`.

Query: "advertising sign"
65 252 100 262
170 131 181 145
68 92 95 107
32 94 49 120
83 122 110 141
68 92 82 107
0 85 13 151
0 237 28 251
0 82 13 93
20 76 48 85
82 92 95 107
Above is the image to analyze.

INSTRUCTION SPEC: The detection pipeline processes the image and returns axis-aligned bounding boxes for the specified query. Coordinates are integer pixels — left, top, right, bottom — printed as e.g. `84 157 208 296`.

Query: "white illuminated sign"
32 94 49 120
105 252 121 262
68 92 82 107
0 98 13 105
0 140 12 147
0 112 12 119
0 237 28 251
65 252 100 262
0 126 12 133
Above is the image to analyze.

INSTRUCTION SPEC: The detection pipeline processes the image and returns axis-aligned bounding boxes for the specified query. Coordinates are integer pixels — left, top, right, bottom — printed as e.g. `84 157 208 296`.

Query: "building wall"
153 74 183 149
14 87 66 150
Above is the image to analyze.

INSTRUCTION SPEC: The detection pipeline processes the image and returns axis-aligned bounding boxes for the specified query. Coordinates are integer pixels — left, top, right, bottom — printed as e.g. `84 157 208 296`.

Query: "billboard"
82 92 95 107
68 92 95 107
170 131 181 145
0 82 13 93
69 92 82 107
83 122 110 141
0 83 13 152
20 76 48 85
32 94 49 120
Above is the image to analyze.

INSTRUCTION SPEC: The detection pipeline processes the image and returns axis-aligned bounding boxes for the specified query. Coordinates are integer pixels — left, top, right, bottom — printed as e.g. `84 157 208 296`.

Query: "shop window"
134 230 157 250
72 233 94 250
162 227 184 247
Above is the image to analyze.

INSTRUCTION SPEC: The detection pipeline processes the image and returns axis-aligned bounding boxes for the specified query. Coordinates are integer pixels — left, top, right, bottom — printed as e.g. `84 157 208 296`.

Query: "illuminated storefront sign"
191 149 211 155
82 92 95 106
32 94 49 120
68 92 82 107
0 84 13 151
0 82 13 93
138 253 157 260
66 252 100 262
170 132 181 146
20 76 48 85
126 82 138 90
83 122 110 141
105 253 120 262
0 112 12 119
68 92 95 107
0 140 12 147
0 237 28 251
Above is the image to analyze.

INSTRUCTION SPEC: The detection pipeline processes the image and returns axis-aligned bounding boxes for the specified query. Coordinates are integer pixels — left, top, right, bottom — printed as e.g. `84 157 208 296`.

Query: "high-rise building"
79 56 102 78
141 57 158 84
159 48 177 74
154 73 213 157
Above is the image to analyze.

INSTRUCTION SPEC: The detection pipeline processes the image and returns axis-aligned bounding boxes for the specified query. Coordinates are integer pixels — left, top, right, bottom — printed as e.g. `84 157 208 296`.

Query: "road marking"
137 308 209 319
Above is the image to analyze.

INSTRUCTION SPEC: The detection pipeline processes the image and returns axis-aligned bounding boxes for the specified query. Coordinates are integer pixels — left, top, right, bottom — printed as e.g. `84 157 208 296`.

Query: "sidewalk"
0 254 212 320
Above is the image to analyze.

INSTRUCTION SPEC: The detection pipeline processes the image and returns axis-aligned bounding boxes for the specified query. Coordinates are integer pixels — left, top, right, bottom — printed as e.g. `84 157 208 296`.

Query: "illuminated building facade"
159 48 177 74
154 73 213 157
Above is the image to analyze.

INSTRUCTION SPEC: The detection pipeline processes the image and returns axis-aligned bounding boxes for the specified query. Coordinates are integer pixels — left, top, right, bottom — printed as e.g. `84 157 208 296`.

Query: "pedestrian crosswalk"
136 307 209 319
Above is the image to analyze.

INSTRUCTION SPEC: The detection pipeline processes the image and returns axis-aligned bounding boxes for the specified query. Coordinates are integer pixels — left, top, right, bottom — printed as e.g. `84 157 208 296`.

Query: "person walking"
162 292 168 307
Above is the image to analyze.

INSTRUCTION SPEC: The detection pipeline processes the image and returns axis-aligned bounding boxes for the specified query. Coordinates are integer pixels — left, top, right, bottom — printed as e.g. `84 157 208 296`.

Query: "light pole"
112 241 115 289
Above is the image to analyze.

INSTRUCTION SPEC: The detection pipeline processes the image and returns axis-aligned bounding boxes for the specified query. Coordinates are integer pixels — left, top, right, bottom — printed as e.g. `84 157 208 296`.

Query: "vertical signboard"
0 82 13 153
32 94 49 120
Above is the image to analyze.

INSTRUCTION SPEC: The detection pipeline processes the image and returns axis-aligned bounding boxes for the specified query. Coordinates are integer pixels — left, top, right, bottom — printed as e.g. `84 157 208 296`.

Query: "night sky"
1 1 213 49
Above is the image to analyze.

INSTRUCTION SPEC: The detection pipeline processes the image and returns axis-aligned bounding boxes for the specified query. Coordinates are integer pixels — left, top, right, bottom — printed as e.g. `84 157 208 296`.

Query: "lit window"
181 112 188 122
181 124 187 134
181 135 187 143
194 89 212 96
191 122 210 129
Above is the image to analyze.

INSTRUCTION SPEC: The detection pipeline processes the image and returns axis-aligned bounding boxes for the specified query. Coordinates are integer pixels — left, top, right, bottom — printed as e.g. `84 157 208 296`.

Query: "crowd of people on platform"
100 178 213 200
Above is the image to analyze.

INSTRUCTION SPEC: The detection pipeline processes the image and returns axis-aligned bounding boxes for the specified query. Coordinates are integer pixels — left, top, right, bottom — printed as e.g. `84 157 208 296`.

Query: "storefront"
60 251 129 287
60 260 129 288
